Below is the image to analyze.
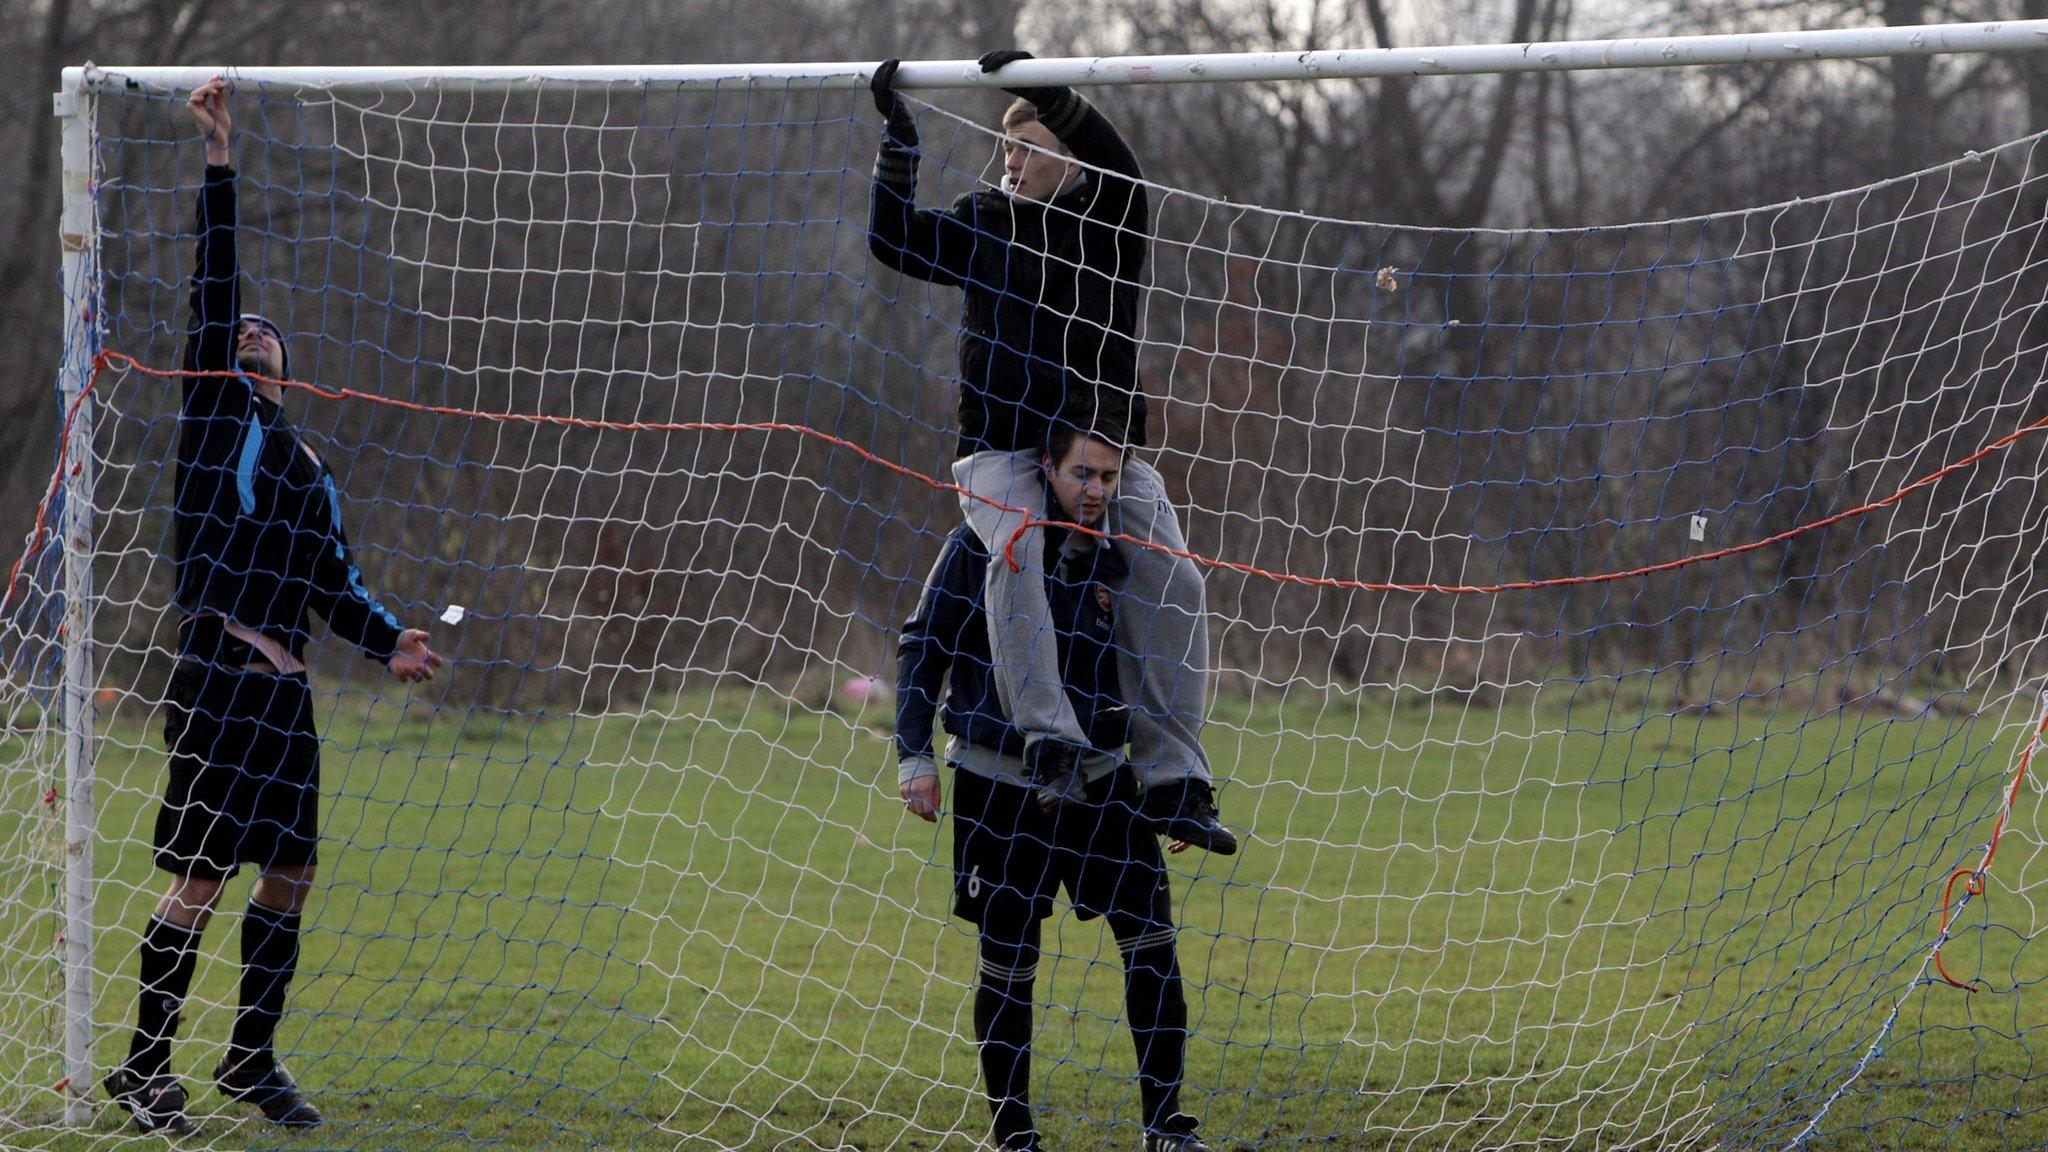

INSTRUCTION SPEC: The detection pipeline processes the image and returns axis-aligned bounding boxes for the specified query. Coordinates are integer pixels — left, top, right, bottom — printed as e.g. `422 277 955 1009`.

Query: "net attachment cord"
8 349 2045 996
32 350 2048 604
1933 697 2048 992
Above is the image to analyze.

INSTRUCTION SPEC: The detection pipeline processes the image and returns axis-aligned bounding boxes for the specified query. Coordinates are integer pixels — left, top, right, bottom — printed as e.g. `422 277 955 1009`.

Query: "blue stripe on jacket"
234 374 265 516
321 472 404 633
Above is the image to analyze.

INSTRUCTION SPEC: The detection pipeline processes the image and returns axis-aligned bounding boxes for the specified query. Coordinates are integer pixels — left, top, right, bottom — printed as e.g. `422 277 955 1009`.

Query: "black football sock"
228 899 301 1066
126 914 205 1079
1118 924 1187 1131
975 925 1042 1145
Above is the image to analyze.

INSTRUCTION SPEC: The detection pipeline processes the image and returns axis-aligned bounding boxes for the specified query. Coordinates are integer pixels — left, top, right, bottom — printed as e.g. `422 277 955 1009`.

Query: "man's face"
1044 436 1122 528
235 320 285 380
1002 121 1078 202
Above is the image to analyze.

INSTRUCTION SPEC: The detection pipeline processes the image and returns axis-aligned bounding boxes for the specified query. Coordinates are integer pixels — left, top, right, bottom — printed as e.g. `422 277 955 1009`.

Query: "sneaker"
214 1054 323 1128
991 1136 1046 1152
1142 1113 1214 1152
102 1064 198 1137
1024 740 1085 813
1143 779 1239 856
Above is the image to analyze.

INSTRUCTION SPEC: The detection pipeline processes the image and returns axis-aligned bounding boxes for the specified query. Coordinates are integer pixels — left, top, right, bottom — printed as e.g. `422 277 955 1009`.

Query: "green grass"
3 685 2047 1150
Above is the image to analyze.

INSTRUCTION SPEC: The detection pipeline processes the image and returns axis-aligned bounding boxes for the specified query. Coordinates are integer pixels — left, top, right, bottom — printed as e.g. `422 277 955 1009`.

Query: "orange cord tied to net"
3 350 1051 618
1932 697 2048 992
23 348 2048 604
998 412 2048 594
8 350 2048 995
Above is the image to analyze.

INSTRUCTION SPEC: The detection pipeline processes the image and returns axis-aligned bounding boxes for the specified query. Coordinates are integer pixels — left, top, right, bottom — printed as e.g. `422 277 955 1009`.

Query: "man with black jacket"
102 77 443 1137
897 421 1211 1152
869 51 1233 855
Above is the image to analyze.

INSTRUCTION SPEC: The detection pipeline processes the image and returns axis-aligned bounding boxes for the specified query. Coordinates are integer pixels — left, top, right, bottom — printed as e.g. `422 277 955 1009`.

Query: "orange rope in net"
8 349 2047 992
24 350 2048 599
1932 698 2048 991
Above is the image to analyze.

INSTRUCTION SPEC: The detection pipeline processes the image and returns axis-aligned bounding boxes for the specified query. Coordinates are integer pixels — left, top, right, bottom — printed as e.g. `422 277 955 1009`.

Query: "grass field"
4 684 2047 1151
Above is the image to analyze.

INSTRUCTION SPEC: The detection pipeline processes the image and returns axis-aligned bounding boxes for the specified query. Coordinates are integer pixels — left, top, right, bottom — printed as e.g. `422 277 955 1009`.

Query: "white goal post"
19 17 2048 1149
57 19 2048 92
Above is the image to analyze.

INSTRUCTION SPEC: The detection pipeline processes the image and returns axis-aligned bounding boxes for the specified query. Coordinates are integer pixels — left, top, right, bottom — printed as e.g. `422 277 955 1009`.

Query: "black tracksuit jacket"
869 89 1151 458
172 165 403 666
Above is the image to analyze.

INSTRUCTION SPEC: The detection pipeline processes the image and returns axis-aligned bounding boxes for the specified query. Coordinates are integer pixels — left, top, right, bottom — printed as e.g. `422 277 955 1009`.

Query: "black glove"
978 48 1069 113
870 58 918 151
977 49 1034 75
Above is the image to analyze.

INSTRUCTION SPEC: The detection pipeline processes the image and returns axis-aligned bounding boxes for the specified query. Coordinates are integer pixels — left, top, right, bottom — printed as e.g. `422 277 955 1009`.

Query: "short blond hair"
1001 97 1038 132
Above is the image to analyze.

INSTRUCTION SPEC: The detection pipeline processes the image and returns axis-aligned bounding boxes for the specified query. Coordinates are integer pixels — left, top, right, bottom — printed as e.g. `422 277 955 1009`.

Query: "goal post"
55 18 2048 90
50 78 101 1131
12 21 2048 1150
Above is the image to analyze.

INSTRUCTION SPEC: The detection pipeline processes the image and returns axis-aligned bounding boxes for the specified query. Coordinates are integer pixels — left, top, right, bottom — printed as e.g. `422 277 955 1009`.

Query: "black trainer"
103 1064 198 1137
1142 1113 1215 1152
1142 779 1239 856
214 1054 323 1128
1024 739 1086 813
990 1135 1046 1152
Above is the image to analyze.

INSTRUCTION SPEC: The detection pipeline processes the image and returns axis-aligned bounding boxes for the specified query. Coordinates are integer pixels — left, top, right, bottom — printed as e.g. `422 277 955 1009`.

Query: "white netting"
4 73 2048 1150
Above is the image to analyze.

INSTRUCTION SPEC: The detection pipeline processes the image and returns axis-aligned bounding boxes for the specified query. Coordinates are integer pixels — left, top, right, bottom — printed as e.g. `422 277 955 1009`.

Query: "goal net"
7 60 2048 1151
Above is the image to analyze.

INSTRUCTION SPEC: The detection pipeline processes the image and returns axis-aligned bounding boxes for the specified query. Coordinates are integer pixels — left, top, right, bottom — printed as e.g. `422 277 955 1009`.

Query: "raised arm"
979 50 1149 232
866 58 976 287
181 77 254 421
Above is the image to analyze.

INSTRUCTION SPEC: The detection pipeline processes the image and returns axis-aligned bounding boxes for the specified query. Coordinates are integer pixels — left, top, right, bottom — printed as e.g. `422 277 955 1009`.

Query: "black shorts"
951 764 1172 935
153 660 321 881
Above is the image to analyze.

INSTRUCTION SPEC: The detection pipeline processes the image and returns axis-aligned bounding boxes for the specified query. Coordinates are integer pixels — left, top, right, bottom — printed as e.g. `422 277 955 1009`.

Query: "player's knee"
252 866 315 913
158 874 226 928
978 942 1039 986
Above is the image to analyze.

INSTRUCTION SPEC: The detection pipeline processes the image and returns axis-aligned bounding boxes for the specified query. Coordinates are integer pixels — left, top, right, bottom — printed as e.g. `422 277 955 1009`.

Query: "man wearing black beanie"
101 75 444 1137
